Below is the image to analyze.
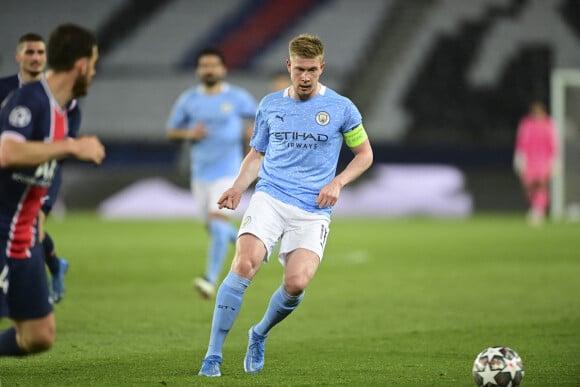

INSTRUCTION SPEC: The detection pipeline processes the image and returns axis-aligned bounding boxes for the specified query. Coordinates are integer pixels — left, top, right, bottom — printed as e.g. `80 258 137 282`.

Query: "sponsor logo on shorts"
241 216 252 228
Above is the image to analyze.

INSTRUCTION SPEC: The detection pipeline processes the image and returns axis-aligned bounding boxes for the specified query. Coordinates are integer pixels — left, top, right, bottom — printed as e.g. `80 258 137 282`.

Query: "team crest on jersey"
8 106 31 127
221 102 233 114
241 216 252 228
315 111 330 126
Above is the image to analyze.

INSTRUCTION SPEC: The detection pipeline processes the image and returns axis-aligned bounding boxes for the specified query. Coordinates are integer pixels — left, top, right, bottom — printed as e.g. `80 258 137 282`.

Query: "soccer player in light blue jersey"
198 34 373 377
166 48 258 299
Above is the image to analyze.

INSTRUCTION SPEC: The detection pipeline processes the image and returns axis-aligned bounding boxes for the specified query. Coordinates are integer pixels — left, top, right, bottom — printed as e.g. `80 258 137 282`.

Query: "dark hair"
18 33 44 45
48 23 97 72
196 47 226 66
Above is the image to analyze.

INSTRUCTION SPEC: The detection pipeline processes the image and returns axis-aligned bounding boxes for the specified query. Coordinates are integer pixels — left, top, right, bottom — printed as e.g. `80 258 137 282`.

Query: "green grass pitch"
1 213 579 386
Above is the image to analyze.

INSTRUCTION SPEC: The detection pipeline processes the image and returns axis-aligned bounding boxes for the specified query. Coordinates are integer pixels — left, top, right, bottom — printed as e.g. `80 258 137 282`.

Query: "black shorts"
0 241 53 320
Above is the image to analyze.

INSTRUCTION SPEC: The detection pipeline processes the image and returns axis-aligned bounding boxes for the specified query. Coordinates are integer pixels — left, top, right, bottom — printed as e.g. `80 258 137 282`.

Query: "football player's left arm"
317 138 373 208
38 210 47 242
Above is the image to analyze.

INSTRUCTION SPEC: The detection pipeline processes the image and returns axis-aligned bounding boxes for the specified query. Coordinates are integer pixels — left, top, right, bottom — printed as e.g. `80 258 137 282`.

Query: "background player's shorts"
0 241 53 320
239 191 330 265
523 165 551 185
192 177 236 221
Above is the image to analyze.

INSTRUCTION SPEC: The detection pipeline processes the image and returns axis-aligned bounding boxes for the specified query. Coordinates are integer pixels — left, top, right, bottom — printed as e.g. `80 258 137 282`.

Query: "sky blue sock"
0 327 24 356
205 219 234 284
228 223 238 244
254 286 304 337
205 272 250 358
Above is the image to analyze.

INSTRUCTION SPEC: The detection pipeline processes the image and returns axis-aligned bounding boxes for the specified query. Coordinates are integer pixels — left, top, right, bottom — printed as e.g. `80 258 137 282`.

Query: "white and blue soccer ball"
472 346 524 387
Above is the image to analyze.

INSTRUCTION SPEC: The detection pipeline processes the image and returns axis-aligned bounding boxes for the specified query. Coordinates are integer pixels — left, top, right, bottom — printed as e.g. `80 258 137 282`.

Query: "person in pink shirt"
513 101 558 226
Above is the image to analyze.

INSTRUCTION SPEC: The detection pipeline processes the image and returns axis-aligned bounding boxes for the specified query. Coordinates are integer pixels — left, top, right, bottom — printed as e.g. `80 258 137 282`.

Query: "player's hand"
70 136 106 165
217 187 243 210
187 124 208 141
316 180 341 208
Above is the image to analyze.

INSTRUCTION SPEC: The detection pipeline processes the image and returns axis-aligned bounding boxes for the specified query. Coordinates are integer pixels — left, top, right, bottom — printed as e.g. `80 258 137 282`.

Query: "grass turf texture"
0 214 578 386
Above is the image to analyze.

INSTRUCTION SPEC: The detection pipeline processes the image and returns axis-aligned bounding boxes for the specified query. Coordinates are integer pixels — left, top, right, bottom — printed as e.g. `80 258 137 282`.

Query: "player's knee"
231 246 265 278
231 254 259 278
20 329 55 354
231 236 265 278
18 321 56 354
284 274 309 295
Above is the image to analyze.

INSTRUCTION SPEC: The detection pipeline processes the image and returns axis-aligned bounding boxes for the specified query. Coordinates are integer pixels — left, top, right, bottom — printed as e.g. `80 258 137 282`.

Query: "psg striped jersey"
0 74 80 218
0 74 21 108
0 79 72 258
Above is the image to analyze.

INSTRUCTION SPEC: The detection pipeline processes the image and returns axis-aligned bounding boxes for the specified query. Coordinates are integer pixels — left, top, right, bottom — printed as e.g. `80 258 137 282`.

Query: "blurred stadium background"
1 0 579 218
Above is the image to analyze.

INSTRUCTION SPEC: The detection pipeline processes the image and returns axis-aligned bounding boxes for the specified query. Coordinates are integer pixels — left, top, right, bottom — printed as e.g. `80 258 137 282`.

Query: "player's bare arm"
0 135 104 167
167 123 207 141
217 148 264 210
316 139 373 208
70 136 105 164
243 121 255 141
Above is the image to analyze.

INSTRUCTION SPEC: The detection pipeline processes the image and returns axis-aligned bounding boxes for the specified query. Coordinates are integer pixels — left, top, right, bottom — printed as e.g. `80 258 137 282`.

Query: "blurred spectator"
269 71 291 92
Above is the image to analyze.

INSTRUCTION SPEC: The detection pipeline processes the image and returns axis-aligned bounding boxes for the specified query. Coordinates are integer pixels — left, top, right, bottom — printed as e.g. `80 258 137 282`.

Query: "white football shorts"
238 191 330 265
192 177 236 221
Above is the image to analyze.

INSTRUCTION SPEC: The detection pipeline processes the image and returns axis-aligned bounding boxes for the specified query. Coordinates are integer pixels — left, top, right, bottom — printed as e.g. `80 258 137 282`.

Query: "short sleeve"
0 88 39 140
238 89 258 119
249 107 269 152
166 92 191 129
341 98 362 134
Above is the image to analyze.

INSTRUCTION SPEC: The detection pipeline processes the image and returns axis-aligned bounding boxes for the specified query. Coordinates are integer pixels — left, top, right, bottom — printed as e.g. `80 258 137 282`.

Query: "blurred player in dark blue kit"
0 23 105 356
0 33 81 303
0 33 46 105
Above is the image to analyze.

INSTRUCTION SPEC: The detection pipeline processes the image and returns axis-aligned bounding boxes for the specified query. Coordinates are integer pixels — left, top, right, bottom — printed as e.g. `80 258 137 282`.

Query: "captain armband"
343 124 368 147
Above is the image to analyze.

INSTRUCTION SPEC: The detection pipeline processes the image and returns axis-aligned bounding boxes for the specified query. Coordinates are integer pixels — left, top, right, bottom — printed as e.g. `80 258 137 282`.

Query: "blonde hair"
288 34 324 61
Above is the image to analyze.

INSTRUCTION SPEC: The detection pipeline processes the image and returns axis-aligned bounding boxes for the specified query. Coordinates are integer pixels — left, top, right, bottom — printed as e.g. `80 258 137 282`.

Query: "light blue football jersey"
251 85 362 217
166 83 257 181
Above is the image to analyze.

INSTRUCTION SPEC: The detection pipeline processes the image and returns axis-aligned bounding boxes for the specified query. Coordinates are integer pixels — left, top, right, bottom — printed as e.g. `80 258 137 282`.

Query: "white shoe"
193 277 215 299
527 208 544 227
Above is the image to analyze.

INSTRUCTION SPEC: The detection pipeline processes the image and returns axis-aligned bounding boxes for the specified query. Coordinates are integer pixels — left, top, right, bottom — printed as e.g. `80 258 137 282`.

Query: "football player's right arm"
167 124 207 141
217 148 264 210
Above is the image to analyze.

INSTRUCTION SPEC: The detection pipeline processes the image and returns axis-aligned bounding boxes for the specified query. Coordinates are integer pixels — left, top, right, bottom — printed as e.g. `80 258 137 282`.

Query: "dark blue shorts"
0 241 53 320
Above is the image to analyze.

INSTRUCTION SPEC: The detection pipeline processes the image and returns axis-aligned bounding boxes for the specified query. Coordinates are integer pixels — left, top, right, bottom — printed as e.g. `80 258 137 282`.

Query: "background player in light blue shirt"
166 48 257 299
198 34 374 377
